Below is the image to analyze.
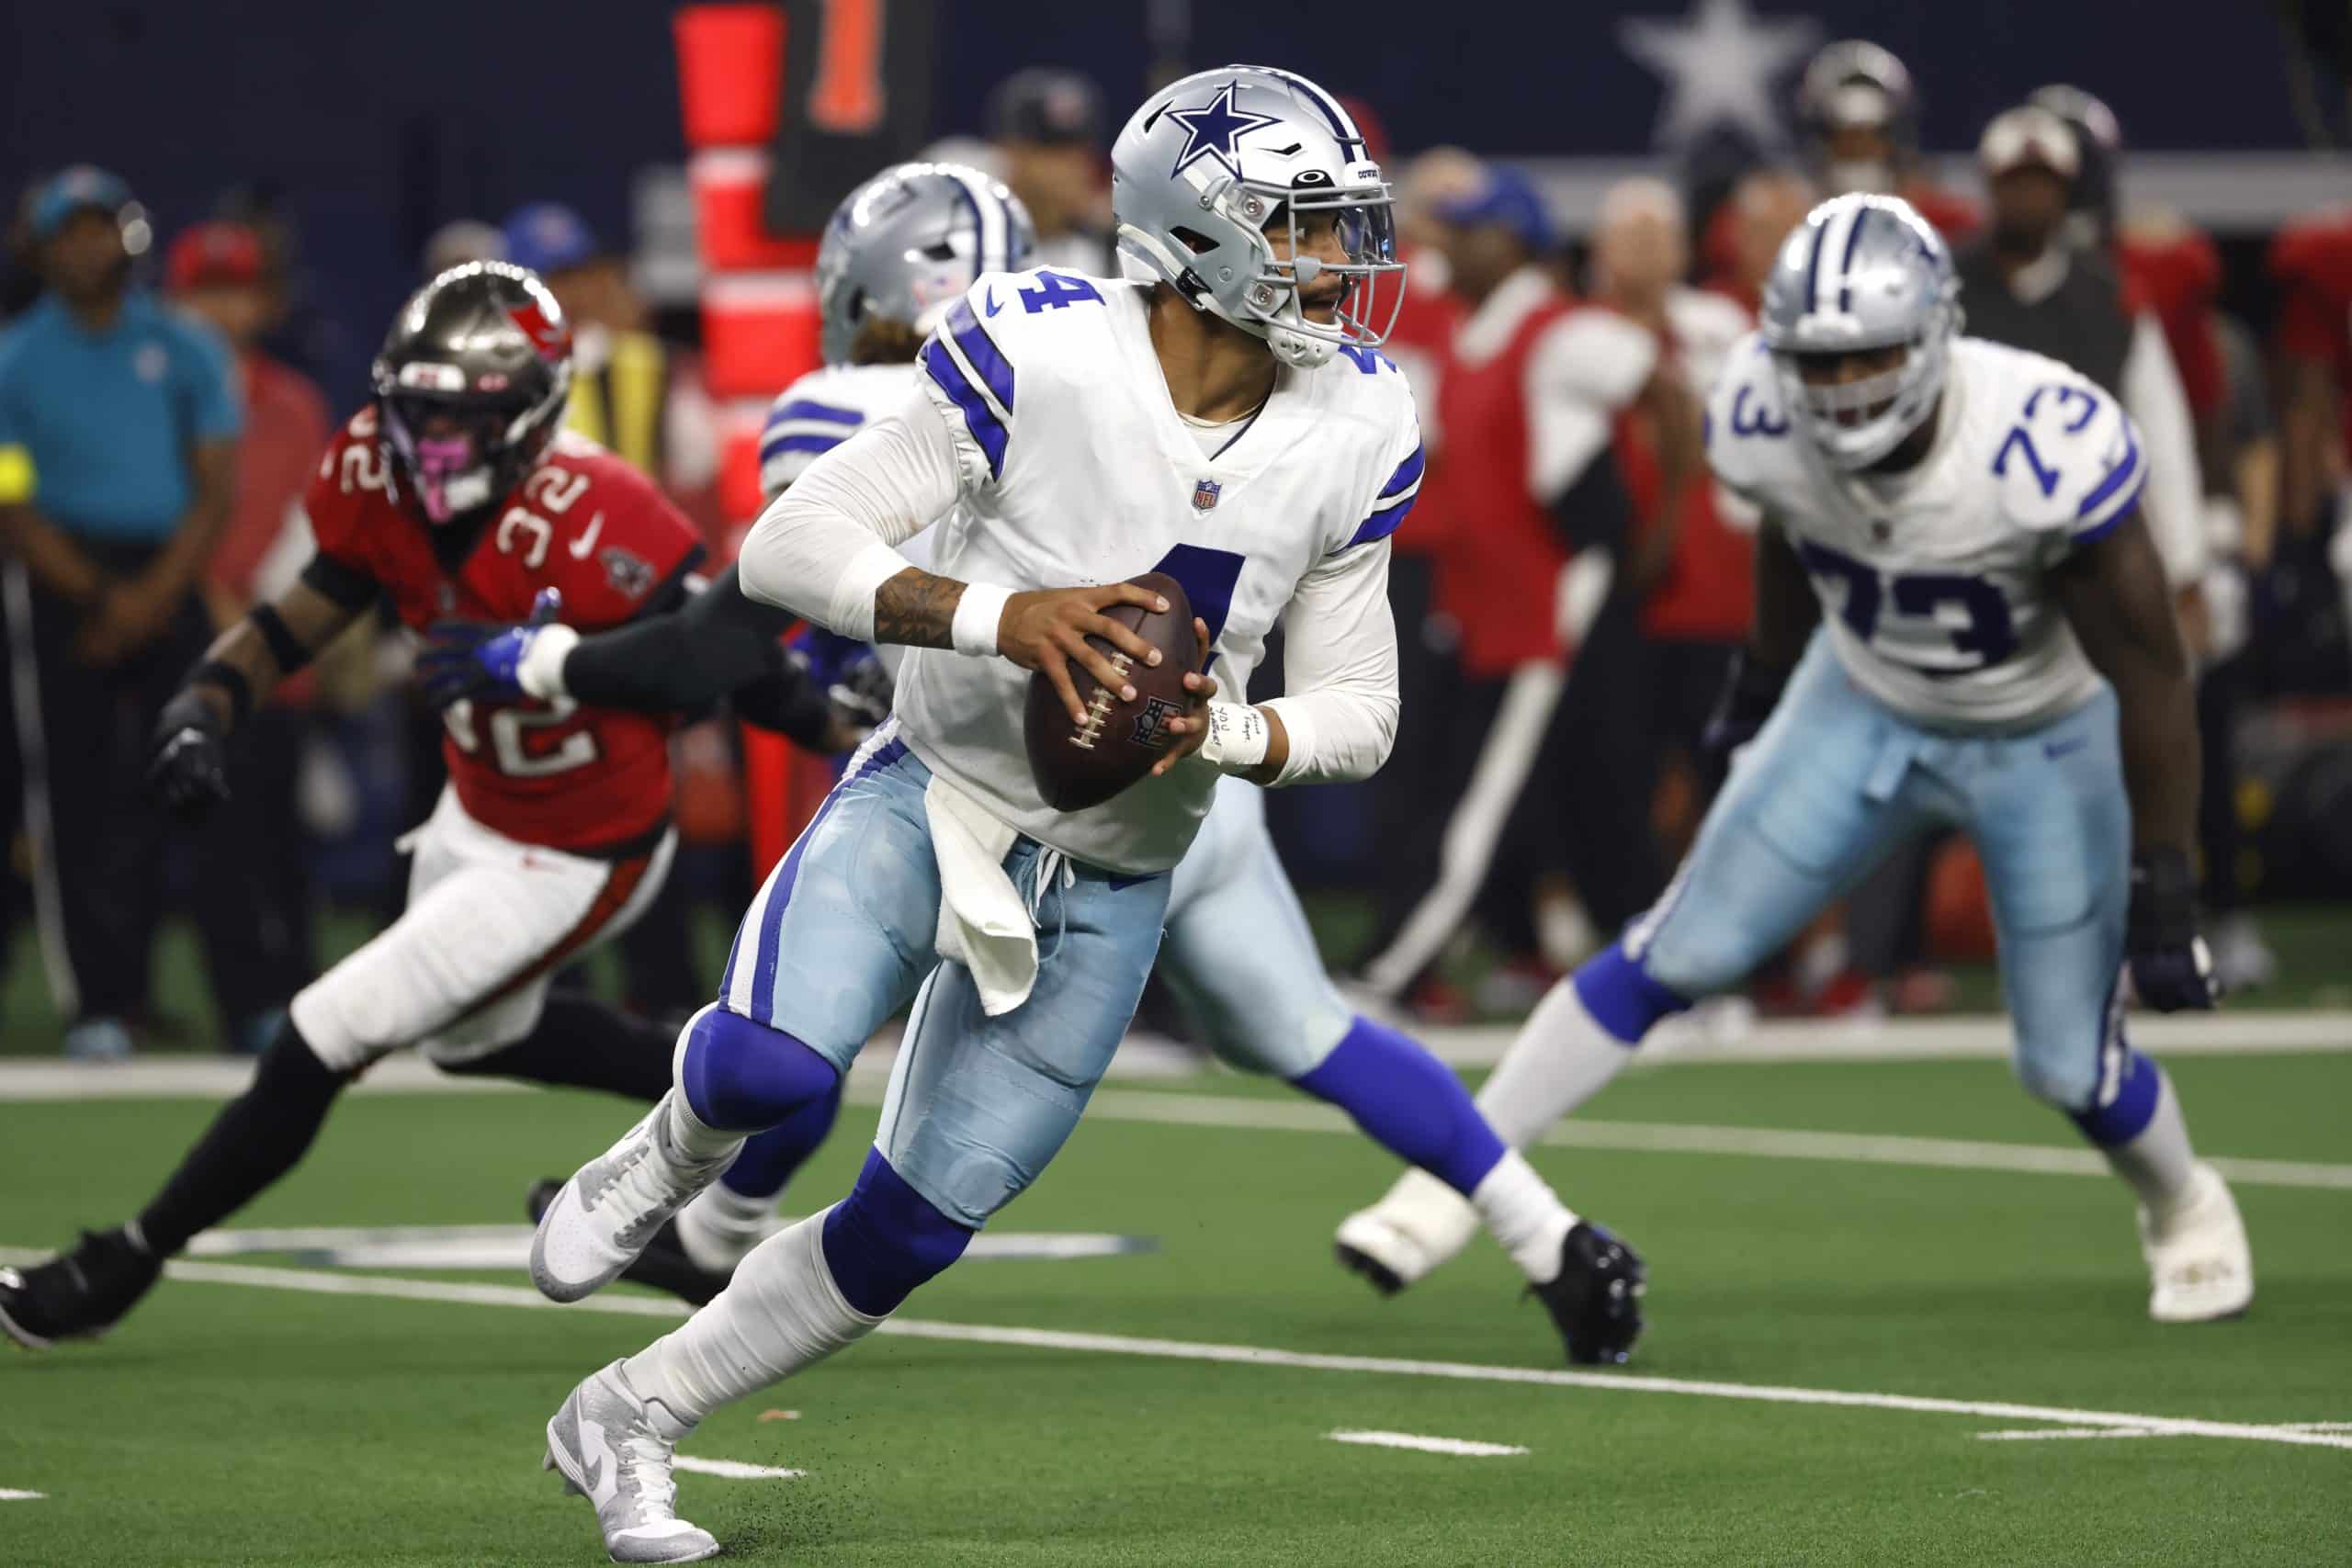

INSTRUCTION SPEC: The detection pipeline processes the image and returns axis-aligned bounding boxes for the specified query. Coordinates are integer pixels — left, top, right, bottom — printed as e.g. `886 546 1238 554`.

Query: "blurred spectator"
503 199 723 1021
2268 208 2352 535
1593 179 1752 833
984 68 1113 275
0 168 249 1057
164 220 334 1032
1355 163 1659 1015
1960 107 2207 592
423 219 504 278
1358 148 1476 937
1794 39 1978 240
1702 165 1814 316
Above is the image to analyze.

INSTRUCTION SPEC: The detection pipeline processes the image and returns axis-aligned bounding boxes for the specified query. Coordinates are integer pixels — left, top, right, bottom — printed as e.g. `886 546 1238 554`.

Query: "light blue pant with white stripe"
1604 627 2130 1111
718 724 1170 1225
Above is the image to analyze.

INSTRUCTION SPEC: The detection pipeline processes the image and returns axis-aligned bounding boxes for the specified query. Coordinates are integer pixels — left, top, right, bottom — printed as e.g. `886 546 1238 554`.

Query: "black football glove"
147 690 232 824
2126 846 2222 1012
1698 649 1792 787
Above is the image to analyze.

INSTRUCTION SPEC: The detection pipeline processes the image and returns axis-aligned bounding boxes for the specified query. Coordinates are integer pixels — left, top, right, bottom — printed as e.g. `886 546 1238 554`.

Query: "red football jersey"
306 412 704 851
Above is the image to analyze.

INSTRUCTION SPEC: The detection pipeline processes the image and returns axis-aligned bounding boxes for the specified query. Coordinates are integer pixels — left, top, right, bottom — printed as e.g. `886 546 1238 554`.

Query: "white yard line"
0 1489 47 1501
1069 1090 2352 1193
673 1457 804 1481
6 1255 2338 1456
1327 1430 1528 1457
6 1010 2348 1102
181 1224 1148 1270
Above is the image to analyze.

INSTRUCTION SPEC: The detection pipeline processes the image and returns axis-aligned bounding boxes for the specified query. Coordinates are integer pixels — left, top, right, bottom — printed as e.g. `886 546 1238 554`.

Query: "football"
1023 570 1199 811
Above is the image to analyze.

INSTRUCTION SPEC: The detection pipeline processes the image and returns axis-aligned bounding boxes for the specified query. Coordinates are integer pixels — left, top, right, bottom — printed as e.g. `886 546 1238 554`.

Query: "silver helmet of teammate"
1112 65 1403 370
1759 194 1962 471
815 162 1036 367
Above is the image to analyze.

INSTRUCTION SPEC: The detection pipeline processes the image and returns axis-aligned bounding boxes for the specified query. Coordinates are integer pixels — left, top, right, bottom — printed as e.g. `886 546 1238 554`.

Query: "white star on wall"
1620 0 1825 150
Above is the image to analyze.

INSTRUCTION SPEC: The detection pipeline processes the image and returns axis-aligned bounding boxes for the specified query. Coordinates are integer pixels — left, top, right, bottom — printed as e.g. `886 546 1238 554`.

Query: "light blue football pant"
718 725 1170 1226
1157 776 1355 1078
1623 628 2130 1111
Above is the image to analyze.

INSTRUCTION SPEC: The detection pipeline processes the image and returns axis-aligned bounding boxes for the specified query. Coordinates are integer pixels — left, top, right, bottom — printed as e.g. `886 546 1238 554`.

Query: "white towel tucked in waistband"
925 773 1041 1016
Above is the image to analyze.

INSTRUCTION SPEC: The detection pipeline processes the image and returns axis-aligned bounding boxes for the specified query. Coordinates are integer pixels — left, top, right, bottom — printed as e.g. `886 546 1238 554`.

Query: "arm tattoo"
872 568 965 649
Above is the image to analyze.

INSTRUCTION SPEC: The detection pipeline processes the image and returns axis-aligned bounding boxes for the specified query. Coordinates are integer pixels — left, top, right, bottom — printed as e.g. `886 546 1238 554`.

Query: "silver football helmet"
815 162 1036 366
1112 65 1403 369
1759 194 1962 471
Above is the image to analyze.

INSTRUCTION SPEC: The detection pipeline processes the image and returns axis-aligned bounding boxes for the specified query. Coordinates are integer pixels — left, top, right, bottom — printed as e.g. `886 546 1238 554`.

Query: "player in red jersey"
2270 209 2352 530
0 264 835 1349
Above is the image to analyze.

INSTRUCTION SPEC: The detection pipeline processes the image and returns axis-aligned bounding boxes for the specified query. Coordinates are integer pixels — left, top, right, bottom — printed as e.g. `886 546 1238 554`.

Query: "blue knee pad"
820 1147 976 1316
1573 942 1690 1046
2065 1044 2164 1146
1293 1016 1505 1195
720 1082 844 1200
678 1006 842 1134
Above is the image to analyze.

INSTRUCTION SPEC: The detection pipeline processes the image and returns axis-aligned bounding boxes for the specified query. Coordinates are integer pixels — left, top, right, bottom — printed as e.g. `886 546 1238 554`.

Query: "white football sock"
675 1182 776 1275
662 1086 747 1165
1472 978 1641 1148
2101 1072 2198 1216
1470 1150 1577 1285
621 1210 882 1424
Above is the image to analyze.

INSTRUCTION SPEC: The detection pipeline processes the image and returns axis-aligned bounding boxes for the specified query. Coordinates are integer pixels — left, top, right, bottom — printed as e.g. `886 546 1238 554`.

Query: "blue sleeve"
178 321 243 443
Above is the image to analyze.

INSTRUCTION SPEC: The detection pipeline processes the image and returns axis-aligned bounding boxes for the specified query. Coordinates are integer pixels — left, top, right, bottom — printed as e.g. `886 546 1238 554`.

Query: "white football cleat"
533 1092 741 1303
1333 1168 1480 1294
544 1359 718 1564
2139 1162 2254 1324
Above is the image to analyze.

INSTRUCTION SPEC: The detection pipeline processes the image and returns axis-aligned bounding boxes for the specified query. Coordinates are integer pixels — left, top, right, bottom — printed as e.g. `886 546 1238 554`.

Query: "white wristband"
1197 701 1270 773
515 623 580 701
952 581 1012 658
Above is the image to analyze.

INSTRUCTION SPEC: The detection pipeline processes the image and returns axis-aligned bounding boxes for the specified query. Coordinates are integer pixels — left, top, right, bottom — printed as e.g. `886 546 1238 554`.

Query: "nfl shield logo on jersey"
1192 479 1222 513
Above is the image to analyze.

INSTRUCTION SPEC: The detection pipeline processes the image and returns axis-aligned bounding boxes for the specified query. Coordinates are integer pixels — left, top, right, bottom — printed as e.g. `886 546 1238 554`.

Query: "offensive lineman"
523 73 1640 1564
0 265 834 1349
426 164 1640 1366
1337 195 2253 1326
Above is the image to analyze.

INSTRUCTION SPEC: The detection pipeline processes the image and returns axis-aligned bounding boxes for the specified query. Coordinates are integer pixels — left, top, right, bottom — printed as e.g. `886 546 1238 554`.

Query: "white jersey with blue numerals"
1706 333 2147 732
893 267 1419 874
759 363 918 501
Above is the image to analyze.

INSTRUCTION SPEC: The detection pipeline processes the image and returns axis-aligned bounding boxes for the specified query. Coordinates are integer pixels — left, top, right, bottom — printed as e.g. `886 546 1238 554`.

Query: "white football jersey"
1705 333 2147 731
895 268 1419 873
759 363 919 502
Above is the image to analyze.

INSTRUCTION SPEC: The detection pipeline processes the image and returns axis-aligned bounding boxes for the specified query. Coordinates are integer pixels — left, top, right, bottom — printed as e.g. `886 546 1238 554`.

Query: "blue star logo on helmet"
1167 82 1281 182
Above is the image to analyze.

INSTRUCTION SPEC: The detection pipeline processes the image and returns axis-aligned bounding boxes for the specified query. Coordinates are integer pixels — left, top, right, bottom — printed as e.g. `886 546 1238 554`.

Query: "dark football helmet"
2030 84 2124 250
369 262 572 525
1795 39 1920 197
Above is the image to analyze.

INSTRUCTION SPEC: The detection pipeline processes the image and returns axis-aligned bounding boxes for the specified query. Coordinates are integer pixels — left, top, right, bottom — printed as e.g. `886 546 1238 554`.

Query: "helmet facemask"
379 393 557 525
1217 177 1405 368
1772 310 1954 471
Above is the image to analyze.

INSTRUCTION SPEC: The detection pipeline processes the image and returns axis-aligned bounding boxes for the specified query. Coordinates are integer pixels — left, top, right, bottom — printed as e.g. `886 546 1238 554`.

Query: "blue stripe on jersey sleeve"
1378 444 1425 499
922 337 1009 479
944 299 1016 413
1340 490 1419 550
760 432 848 460
2073 432 2143 536
773 399 864 426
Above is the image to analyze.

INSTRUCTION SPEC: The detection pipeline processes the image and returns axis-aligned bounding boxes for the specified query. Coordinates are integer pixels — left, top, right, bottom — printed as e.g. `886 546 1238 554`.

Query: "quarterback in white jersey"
1340 195 2251 1338
525 80 1639 1565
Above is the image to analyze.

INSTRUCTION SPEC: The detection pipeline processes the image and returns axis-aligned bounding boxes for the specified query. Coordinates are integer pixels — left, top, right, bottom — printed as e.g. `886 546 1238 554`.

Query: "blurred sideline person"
1591 180 1753 837
1702 165 1815 316
0 263 834 1352
983 67 1114 275
164 220 335 1040
1341 194 2250 1330
0 167 245 1059
1794 39 1978 240
437 166 1637 1364
1356 162 1663 1012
